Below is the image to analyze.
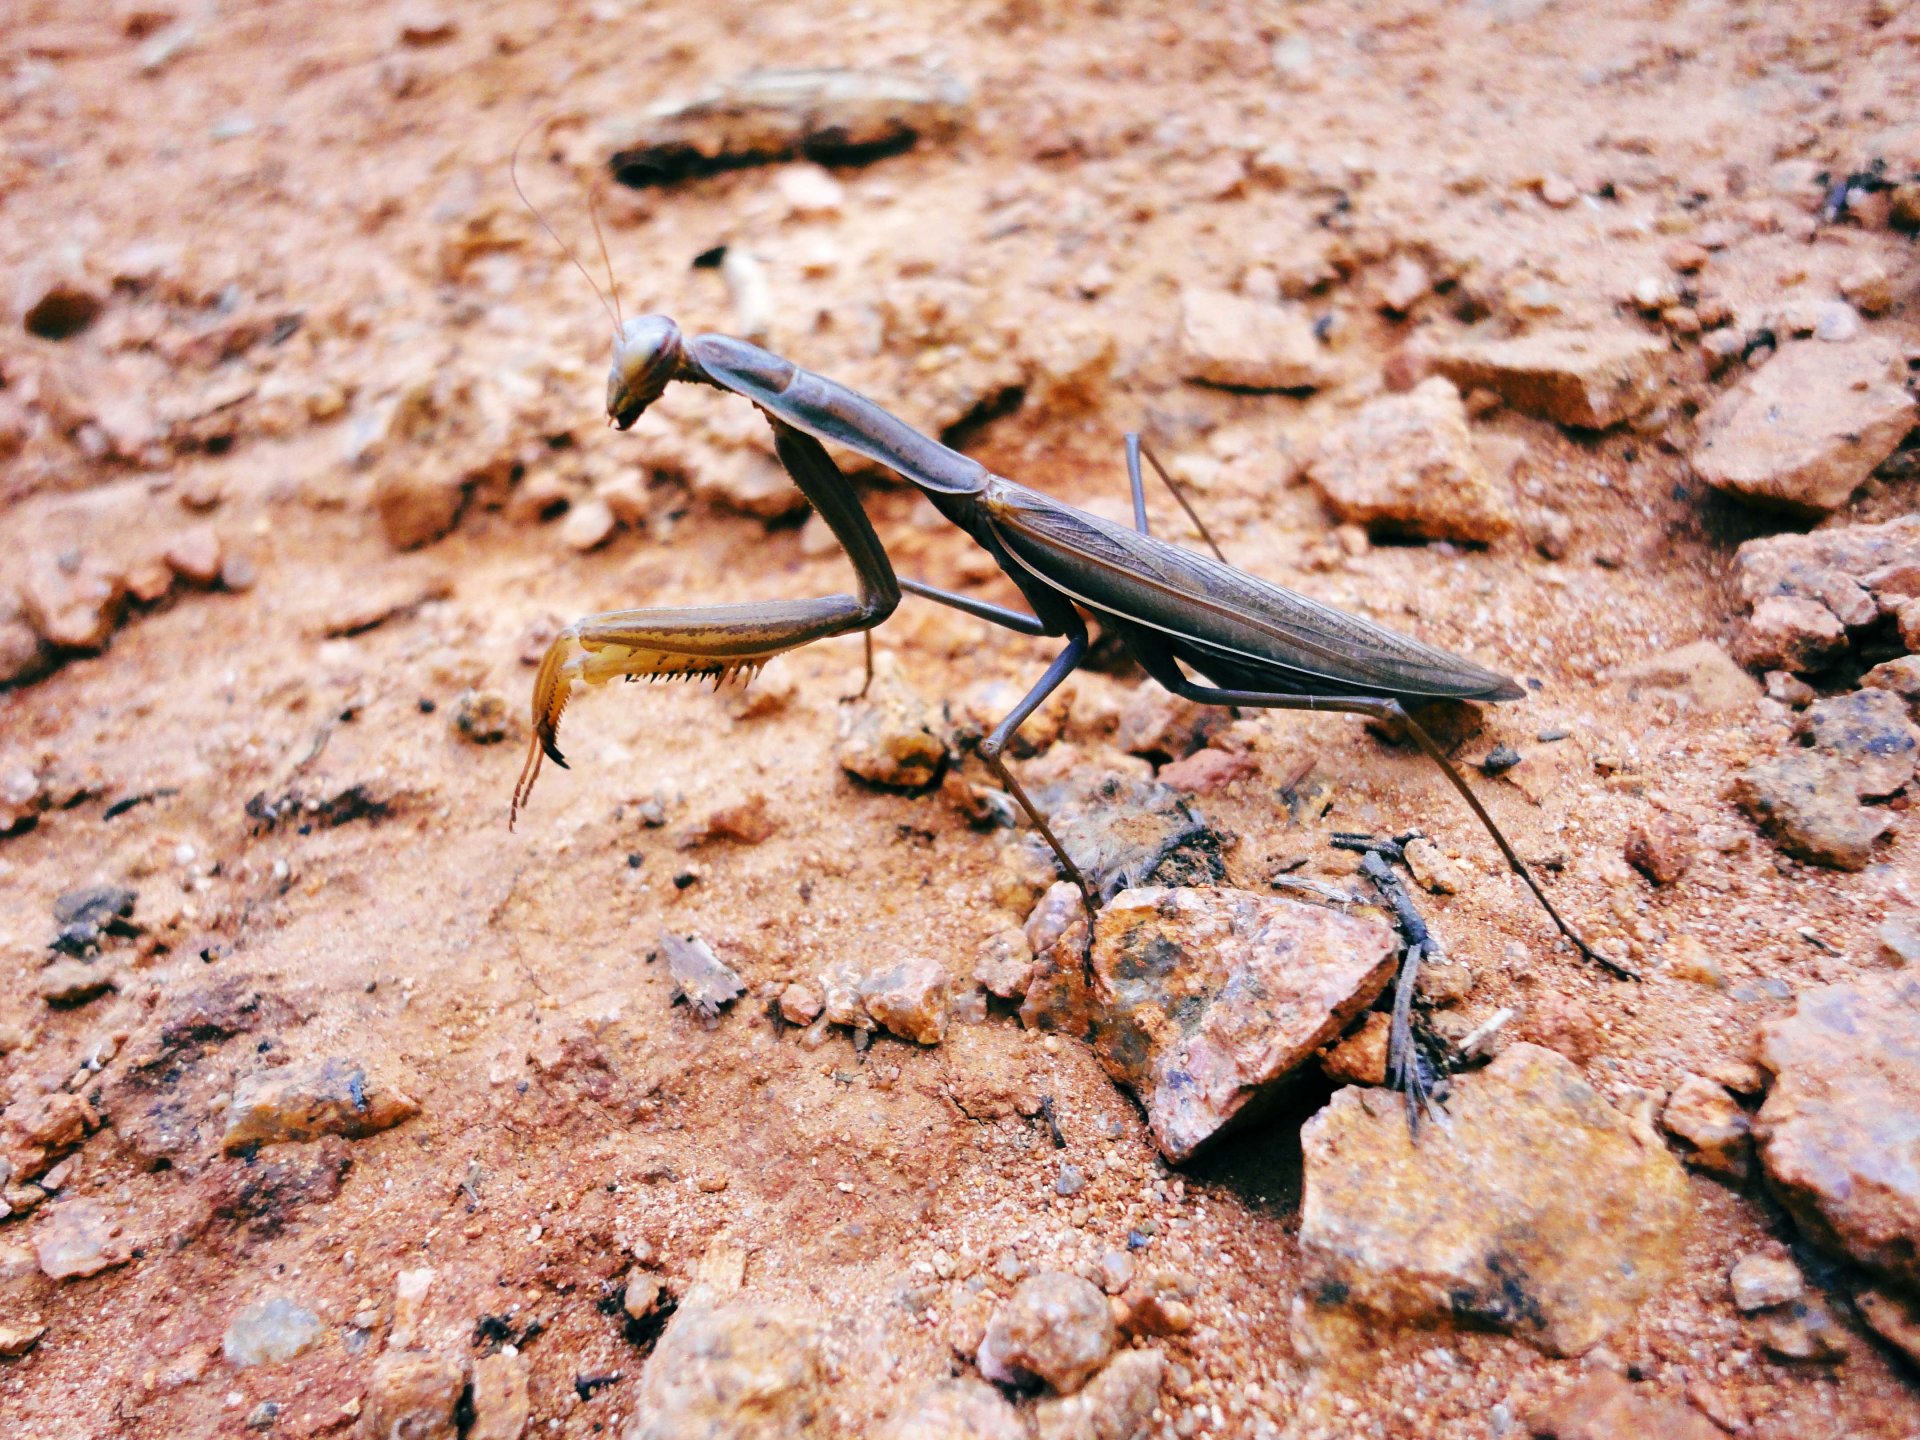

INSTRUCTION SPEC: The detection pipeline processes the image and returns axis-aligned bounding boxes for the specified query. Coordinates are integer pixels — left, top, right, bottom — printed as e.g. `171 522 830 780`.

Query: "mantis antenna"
510 115 622 336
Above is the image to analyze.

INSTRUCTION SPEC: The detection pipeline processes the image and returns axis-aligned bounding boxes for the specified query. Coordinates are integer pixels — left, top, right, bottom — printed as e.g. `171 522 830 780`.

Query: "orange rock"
1155 746 1257 793
978 1272 1115 1394
162 524 224 587
1624 813 1695 885
1692 340 1915 513
1755 975 1920 1289
221 1058 419 1152
1091 887 1396 1161
1525 1372 1721 1440
1306 377 1515 543
1429 328 1671 429
19 559 126 652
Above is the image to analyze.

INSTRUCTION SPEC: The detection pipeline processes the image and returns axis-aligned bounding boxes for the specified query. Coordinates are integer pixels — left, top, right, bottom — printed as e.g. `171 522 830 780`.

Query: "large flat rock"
1177 287 1338 391
1306 377 1514 543
1428 328 1671 429
1090 887 1397 1162
1298 1043 1693 1356
1732 514 1920 670
1691 339 1915 513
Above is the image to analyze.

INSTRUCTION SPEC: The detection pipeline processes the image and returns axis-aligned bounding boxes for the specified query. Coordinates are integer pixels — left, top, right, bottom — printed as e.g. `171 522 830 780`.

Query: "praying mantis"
509 312 1625 979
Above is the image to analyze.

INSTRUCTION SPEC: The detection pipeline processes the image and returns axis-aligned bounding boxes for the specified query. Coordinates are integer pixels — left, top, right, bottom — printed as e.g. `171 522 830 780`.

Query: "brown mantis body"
513 315 1626 979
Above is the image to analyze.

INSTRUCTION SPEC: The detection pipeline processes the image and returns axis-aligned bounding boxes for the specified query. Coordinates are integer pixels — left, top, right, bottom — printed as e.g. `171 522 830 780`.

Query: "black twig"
1039 1095 1067 1149
1359 849 1435 958
1358 849 1447 1133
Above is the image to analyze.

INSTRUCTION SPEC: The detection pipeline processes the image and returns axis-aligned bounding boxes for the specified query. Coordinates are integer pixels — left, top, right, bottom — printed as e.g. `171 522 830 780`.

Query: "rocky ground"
2 1 1919 1437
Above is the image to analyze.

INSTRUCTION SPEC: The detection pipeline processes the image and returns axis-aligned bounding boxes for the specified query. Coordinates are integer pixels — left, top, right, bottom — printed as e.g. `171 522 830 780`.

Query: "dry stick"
1359 848 1443 1133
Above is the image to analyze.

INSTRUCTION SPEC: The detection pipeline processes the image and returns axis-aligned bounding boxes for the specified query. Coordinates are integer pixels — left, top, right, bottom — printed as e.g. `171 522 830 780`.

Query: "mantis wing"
982 480 1525 702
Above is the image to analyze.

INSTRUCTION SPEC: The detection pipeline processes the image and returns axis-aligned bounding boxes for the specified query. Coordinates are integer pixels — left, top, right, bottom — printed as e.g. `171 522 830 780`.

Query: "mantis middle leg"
1123 434 1228 562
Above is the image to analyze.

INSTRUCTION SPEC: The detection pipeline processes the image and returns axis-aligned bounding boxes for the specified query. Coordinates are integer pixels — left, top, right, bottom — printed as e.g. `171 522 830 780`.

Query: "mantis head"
607 314 687 430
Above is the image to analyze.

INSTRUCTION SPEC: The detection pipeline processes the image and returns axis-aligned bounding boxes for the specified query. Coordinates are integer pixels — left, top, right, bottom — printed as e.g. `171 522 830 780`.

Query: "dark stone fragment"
51 884 137 928
1480 743 1522 776
205 1137 353 1235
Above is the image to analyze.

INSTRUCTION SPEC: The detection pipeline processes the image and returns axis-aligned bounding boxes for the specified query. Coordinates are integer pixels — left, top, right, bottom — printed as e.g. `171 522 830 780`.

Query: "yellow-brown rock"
626 1301 826 1440
223 1058 419 1152
1755 974 1920 1290
1298 1043 1692 1356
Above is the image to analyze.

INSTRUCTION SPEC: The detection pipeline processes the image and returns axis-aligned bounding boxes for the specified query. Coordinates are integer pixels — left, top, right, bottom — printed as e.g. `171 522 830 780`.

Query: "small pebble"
977 1272 1115 1394
1660 1075 1751 1176
35 958 116 1007
777 165 845 217
1117 1271 1198 1337
219 553 257 592
1538 174 1578 207
363 1352 464 1440
1479 744 1521 776
163 526 225 587
1879 916 1920 967
1664 934 1724 988
1729 1254 1803 1312
1403 837 1462 895
1756 1298 1851 1363
1735 597 1847 674
1840 262 1893 316
860 956 951 1046
1629 274 1678 311
1321 1012 1390 1085
35 1197 129 1279
623 1268 662 1320
560 496 617 553
1624 814 1694 886
1765 670 1816 708
1812 301 1860 343
778 981 823 1026
397 10 457 45
224 1297 325 1367
452 689 510 744
1096 1251 1135 1295
1415 960 1474 1007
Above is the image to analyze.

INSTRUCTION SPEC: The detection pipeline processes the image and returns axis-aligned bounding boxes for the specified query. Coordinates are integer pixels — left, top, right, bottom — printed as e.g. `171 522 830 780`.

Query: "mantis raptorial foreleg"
512 418 900 823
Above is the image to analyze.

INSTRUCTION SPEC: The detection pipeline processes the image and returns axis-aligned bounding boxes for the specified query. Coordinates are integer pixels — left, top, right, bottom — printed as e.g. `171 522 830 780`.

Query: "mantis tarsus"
512 313 1629 981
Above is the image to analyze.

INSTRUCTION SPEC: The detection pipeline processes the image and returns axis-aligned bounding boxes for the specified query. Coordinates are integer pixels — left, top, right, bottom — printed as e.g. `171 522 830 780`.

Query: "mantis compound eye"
607 315 685 429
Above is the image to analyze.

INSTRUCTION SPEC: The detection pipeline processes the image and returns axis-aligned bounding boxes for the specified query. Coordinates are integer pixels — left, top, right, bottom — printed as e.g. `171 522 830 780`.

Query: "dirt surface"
2 1 1918 1437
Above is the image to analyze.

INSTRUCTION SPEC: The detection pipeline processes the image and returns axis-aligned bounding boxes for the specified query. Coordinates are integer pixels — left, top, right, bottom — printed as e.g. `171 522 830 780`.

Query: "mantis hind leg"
1126 638 1627 979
